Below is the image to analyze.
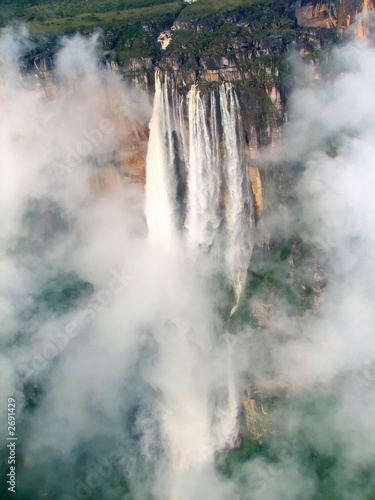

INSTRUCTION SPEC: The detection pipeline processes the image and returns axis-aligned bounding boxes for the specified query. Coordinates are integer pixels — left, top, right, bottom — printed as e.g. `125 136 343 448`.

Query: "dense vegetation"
179 0 292 19
0 0 185 32
1 0 333 69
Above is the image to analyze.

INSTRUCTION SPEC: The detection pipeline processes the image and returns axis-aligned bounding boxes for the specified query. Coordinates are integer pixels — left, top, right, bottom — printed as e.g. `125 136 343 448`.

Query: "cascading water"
144 72 254 498
145 71 181 248
219 83 253 314
146 73 254 275
185 86 221 252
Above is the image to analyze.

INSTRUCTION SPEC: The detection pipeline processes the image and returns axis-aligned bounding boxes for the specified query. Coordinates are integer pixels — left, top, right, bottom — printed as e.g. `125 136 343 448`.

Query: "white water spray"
145 71 180 248
219 84 253 313
146 74 254 274
185 86 221 252
145 73 254 498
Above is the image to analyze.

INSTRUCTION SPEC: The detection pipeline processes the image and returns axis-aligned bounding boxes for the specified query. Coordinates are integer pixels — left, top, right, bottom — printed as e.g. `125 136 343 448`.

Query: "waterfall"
145 73 254 279
219 84 253 312
144 74 254 496
185 86 221 252
145 71 181 248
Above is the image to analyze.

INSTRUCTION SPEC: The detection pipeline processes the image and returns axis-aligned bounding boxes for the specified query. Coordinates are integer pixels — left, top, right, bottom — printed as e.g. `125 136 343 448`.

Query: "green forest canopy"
0 0 185 30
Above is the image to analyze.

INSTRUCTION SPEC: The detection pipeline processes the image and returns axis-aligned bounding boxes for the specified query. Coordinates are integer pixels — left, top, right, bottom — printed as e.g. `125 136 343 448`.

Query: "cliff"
17 2 368 275
19 2 341 189
18 1 371 249
20 1 356 156
11 0 363 330
3 4 367 487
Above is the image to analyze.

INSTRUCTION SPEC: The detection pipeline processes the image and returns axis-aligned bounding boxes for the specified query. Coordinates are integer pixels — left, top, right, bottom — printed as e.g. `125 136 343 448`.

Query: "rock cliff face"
109 4 340 162
296 0 372 30
296 1 336 28
5 4 371 484
20 0 368 234
18 0 368 263
23 1 365 147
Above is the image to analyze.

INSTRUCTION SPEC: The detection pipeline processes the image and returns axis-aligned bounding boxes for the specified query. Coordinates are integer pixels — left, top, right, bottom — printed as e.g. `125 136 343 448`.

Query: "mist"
234 31 375 500
1 19 375 500
0 26 241 500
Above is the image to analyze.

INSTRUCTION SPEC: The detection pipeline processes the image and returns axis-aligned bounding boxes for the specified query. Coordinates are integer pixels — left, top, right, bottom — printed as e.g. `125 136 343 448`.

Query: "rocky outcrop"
295 0 372 31
250 167 263 215
296 1 336 28
240 384 288 443
16 0 362 237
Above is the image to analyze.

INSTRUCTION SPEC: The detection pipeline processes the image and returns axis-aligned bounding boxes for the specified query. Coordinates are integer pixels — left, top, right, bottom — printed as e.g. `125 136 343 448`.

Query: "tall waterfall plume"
145 72 254 286
144 74 256 498
145 71 185 248
185 86 221 253
219 84 253 313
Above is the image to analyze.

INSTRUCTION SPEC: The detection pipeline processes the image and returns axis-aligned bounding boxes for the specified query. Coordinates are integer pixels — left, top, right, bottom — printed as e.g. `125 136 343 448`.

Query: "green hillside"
0 0 185 32
0 1 333 71
178 0 287 19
